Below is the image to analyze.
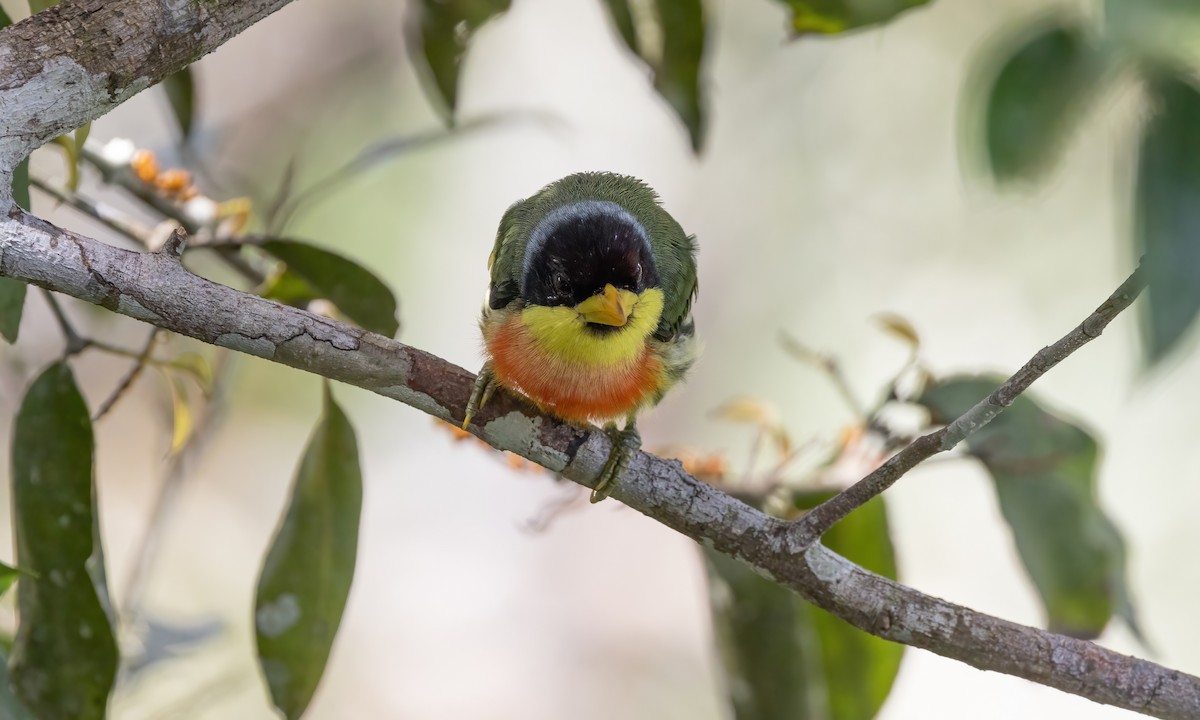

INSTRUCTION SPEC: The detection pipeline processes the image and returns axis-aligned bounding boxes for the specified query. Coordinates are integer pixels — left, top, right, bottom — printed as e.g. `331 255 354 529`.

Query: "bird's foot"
462 363 498 430
591 421 641 504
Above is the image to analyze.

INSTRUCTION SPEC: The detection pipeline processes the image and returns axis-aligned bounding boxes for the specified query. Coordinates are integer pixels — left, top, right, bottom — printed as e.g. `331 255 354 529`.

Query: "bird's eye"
634 262 643 284
551 271 571 297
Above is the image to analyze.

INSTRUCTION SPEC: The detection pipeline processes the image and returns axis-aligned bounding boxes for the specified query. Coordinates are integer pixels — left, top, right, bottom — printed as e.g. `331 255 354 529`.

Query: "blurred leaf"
260 239 400 337
872 312 920 350
0 560 34 598
12 156 29 209
0 646 35 720
167 352 215 397
50 123 91 193
772 0 929 35
1106 0 1200 70
165 371 195 455
713 396 790 453
707 493 901 720
163 67 196 139
10 362 118 720
919 376 1141 640
601 0 707 151
261 269 320 308
256 384 362 720
28 0 60 12
0 277 26 343
0 5 11 25
976 20 1105 183
1135 73 1200 364
601 0 639 54
414 0 512 117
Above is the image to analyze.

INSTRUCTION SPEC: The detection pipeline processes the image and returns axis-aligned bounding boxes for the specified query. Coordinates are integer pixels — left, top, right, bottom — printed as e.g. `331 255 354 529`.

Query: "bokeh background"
1 0 1196 717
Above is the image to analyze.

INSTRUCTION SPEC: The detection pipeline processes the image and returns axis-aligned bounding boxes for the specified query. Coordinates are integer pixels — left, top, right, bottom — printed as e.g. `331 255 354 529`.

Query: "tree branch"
789 262 1148 547
0 0 301 176
0 0 1194 716
1 209 1196 719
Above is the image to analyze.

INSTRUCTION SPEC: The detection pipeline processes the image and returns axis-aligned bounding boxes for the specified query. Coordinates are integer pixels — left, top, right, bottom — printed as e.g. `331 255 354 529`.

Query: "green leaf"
919 376 1141 639
0 5 12 28
163 67 196 140
0 646 36 720
599 0 707 151
1106 0 1200 71
706 493 901 720
10 362 118 720
0 560 33 598
1135 73 1200 364
0 277 26 343
973 20 1105 183
255 384 363 720
771 0 930 36
415 0 512 118
259 239 400 337
601 0 639 55
28 0 60 13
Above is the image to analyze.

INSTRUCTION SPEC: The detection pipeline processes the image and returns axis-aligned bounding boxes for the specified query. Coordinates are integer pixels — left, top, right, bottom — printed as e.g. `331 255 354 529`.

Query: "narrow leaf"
414 0 512 118
10 362 118 720
0 5 11 26
260 239 400 337
654 0 706 152
601 0 639 55
772 0 930 36
255 385 363 720
163 68 196 139
706 493 901 720
0 560 33 598
0 277 26 343
0 647 36 720
974 20 1105 183
600 0 708 151
1136 73 1200 364
165 371 195 455
919 376 1140 639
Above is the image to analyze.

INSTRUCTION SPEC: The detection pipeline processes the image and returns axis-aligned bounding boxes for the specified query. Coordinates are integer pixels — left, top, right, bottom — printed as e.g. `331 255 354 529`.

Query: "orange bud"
131 149 158 183
156 168 191 195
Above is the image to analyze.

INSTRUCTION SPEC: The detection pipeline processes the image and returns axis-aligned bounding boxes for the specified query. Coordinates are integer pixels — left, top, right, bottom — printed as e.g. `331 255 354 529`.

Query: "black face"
520 201 660 308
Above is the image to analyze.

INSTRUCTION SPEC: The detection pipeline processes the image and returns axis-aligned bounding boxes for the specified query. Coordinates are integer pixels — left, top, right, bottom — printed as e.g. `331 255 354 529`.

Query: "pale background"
1 0 1196 718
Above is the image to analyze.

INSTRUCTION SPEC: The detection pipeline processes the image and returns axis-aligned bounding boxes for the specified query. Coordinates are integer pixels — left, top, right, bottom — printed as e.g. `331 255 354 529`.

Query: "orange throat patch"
484 312 666 424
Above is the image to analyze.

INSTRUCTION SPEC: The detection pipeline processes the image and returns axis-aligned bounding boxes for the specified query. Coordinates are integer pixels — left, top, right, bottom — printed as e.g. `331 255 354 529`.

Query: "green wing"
487 199 529 309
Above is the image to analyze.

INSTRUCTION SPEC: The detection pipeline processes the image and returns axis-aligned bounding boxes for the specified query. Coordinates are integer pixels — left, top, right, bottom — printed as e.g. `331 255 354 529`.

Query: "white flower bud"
99 138 137 166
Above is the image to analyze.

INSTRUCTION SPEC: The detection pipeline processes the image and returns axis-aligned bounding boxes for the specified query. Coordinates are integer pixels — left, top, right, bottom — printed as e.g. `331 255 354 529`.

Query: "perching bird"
462 172 698 502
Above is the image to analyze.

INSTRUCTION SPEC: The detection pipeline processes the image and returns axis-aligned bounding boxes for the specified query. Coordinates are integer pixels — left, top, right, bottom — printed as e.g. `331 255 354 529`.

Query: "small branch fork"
789 261 1149 549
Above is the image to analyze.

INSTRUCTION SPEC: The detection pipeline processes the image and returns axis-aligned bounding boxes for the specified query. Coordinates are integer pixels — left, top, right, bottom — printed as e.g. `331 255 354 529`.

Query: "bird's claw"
591 422 641 503
463 364 498 430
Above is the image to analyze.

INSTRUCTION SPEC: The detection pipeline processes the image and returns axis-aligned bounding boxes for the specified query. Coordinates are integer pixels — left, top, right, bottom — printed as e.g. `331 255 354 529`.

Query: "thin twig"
41 289 89 355
94 328 161 420
30 177 154 247
789 261 1149 548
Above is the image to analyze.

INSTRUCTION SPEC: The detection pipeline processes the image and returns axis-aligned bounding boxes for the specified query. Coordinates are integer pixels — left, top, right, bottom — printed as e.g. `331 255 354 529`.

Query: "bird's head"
519 200 663 335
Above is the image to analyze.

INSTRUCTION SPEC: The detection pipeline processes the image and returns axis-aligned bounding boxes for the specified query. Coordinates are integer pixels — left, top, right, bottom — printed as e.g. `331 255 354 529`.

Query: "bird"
462 172 699 503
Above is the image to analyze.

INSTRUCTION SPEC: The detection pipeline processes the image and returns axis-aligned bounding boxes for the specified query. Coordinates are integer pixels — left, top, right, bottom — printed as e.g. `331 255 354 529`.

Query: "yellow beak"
575 284 638 327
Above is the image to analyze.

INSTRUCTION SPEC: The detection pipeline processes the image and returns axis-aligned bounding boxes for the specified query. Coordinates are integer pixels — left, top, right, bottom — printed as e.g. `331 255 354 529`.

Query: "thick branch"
790 263 1148 547
0 0 300 172
1 212 1196 719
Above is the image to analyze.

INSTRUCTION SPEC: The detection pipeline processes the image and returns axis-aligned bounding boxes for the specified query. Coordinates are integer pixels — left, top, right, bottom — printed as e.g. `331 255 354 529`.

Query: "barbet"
463 172 699 502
